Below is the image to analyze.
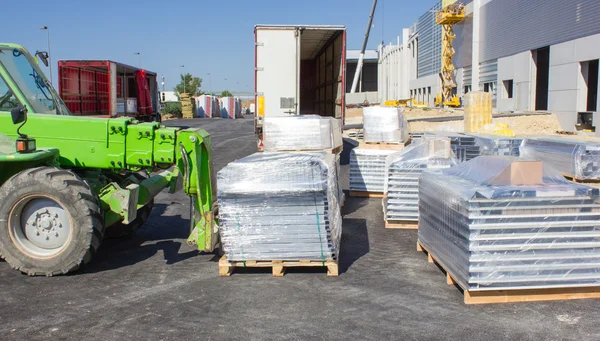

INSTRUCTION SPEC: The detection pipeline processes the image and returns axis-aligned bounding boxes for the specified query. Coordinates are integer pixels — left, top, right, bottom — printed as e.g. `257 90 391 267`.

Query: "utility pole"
207 73 211 94
40 26 53 86
351 0 378 93
134 52 141 68
180 65 186 93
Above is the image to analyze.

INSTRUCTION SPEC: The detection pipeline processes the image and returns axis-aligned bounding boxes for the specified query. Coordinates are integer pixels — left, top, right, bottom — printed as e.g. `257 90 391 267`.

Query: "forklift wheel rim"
8 195 72 259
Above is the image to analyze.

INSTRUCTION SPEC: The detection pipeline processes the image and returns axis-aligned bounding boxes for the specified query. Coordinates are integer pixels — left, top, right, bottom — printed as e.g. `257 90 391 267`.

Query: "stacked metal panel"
363 106 410 143
424 132 481 162
219 97 242 119
473 134 522 157
263 116 342 152
350 149 397 192
520 138 600 180
418 156 600 291
195 95 215 118
384 138 457 222
217 152 342 261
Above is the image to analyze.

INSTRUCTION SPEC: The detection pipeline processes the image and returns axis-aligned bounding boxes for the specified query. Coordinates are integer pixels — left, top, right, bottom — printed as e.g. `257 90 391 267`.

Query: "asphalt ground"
1 116 599 341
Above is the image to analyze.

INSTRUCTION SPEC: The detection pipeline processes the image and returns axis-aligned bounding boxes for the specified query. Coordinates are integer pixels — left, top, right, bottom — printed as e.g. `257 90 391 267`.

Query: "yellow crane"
435 1 465 107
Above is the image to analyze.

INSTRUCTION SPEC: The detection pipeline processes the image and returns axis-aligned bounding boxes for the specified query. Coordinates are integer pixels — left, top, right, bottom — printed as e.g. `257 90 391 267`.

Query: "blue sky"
4 0 434 93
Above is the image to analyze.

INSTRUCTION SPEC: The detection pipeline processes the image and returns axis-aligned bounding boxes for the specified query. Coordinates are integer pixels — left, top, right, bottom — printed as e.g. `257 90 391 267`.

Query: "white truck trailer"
254 25 347 144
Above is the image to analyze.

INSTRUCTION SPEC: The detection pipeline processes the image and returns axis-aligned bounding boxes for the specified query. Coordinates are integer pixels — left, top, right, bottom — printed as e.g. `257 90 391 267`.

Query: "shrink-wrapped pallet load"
424 132 481 162
263 116 342 152
349 149 397 193
363 107 410 143
464 92 492 133
383 138 457 222
418 156 600 291
472 134 523 157
520 138 600 180
217 152 342 261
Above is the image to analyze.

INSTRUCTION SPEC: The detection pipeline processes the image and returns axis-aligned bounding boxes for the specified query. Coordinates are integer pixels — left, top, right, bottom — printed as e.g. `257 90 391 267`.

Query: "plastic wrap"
363 106 410 143
418 156 600 291
424 132 481 162
472 134 522 157
520 138 600 180
349 148 398 192
464 92 492 133
263 116 342 152
383 137 458 222
217 152 342 261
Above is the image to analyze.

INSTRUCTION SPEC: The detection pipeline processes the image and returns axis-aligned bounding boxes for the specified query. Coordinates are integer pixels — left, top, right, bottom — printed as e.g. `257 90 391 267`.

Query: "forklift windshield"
0 47 70 116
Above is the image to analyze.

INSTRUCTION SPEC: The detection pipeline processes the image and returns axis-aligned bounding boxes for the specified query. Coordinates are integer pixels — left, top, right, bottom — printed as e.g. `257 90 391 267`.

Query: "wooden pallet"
385 219 418 229
416 241 600 304
258 145 343 154
563 174 600 184
218 256 339 277
358 142 407 150
349 191 385 198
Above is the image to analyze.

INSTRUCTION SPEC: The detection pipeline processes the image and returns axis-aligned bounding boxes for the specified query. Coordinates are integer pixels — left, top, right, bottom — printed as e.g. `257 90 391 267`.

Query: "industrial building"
379 0 600 131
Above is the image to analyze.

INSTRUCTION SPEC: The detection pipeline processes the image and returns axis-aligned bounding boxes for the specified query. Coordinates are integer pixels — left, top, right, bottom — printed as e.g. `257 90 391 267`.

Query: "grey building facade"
406 0 600 130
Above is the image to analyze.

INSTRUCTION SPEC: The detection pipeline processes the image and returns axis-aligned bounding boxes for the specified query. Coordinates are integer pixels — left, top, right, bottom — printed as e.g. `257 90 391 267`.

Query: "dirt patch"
409 114 566 137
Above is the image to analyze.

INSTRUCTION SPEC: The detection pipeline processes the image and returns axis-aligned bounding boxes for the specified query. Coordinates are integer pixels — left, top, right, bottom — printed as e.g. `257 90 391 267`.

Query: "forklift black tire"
0 167 104 276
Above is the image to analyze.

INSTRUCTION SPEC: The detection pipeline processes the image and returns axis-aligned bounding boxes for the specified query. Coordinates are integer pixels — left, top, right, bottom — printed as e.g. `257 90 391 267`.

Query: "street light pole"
134 52 141 67
180 65 185 93
40 26 52 86
207 73 211 95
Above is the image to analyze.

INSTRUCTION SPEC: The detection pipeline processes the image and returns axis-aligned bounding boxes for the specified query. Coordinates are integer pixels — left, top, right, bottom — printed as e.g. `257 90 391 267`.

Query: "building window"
503 80 514 99
464 85 471 95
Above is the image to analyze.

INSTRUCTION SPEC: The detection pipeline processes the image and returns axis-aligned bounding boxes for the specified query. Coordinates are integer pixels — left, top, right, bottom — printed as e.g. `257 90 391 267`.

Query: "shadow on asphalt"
338 218 369 274
340 140 356 166
81 203 203 274
341 192 370 216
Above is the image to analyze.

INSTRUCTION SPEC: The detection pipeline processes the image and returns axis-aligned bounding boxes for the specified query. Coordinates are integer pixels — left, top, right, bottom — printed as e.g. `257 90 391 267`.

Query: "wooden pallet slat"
385 219 418 229
218 256 339 277
258 145 343 154
349 191 385 198
417 241 600 304
358 142 407 150
563 174 600 184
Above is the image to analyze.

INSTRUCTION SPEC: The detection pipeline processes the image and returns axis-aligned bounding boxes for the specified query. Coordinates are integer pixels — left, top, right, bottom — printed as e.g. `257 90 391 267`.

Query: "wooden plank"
446 272 457 285
464 286 600 304
417 241 600 304
218 256 338 277
358 142 407 150
563 174 600 184
349 191 385 198
385 219 418 230
258 145 342 154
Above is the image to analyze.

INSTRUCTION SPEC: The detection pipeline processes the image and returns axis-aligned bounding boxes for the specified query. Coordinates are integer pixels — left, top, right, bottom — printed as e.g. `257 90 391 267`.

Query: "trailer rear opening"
58 60 160 121
255 25 346 135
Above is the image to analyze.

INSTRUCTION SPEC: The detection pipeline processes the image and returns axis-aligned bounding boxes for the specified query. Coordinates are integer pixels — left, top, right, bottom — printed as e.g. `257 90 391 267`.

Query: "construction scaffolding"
436 1 465 107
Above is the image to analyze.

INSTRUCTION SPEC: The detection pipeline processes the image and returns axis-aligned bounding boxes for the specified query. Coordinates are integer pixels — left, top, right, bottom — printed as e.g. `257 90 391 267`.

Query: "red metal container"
58 60 159 121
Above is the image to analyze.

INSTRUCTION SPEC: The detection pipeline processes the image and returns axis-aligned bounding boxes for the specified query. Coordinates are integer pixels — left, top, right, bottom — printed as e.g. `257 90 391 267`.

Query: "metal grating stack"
424 132 481 162
350 149 398 193
263 116 342 152
418 156 600 291
363 106 409 143
384 138 457 222
472 134 522 157
217 152 342 261
520 138 600 180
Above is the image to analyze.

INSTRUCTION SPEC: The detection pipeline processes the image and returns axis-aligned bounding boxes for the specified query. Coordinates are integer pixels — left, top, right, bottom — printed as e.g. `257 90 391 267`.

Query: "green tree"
175 73 202 96
221 90 233 97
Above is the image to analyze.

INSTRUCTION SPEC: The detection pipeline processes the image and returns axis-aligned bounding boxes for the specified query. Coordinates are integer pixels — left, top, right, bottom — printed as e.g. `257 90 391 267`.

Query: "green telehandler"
0 43 218 276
